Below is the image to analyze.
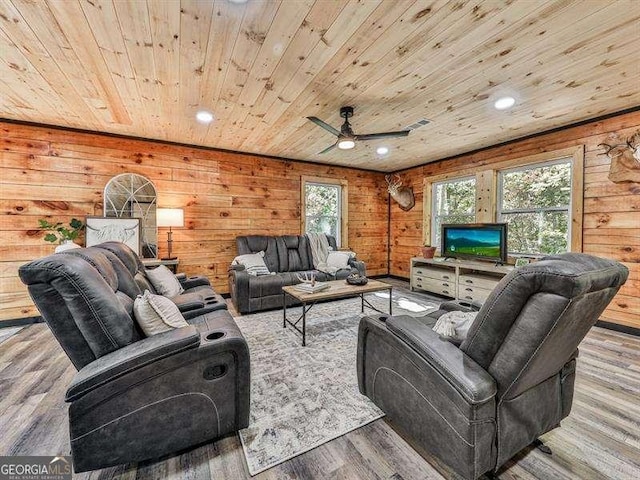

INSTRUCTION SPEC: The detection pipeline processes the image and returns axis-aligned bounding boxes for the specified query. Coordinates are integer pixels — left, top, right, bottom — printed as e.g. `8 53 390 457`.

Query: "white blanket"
432 311 477 341
306 233 342 275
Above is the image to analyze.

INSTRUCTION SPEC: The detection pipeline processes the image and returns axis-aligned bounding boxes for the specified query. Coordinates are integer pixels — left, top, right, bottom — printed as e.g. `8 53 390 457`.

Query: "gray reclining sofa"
19 244 250 472
357 253 628 479
96 241 226 319
228 234 366 314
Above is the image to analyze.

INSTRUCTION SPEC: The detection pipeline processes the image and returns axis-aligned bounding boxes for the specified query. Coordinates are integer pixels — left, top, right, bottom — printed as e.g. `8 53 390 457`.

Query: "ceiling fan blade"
317 142 338 154
307 116 341 136
356 130 411 141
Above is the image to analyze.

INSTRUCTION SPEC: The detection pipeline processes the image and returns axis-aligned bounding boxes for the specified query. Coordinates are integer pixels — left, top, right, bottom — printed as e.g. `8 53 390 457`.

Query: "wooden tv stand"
410 257 514 303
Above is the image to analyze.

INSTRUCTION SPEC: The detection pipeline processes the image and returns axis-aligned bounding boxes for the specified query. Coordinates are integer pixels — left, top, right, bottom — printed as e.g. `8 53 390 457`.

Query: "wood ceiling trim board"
177 0 216 144
112 0 160 135
208 0 281 146
45 0 131 126
198 0 247 140
148 0 181 135
233 0 350 151
79 0 144 132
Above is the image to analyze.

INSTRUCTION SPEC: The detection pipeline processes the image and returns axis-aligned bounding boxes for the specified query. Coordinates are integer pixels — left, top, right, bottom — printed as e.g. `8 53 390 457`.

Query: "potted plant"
38 218 84 252
421 243 436 259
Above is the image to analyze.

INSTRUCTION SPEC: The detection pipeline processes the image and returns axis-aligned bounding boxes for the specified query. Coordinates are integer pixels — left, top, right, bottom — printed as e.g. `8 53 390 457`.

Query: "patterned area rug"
234 290 439 475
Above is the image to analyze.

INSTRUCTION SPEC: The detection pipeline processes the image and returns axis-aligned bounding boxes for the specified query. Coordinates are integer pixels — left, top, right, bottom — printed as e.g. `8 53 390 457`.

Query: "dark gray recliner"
95 241 227 319
19 246 250 473
229 234 366 314
357 253 628 479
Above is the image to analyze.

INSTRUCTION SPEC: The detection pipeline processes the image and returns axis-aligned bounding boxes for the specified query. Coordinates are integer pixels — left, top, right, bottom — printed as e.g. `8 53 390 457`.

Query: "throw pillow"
145 264 184 297
326 250 355 270
133 290 188 336
232 251 270 276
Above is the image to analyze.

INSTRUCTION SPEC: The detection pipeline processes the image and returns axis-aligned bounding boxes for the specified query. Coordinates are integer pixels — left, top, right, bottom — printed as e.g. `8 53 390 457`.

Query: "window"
431 176 476 247
498 159 572 256
301 177 348 247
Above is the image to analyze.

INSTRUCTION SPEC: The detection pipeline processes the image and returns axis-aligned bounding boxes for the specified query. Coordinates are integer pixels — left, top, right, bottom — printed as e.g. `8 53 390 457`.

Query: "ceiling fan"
307 106 410 154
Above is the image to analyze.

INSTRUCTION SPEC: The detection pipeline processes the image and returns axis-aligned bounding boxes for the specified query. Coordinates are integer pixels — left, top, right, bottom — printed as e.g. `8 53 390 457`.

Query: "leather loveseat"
95 241 227 319
357 253 628 479
19 244 250 472
228 234 366 314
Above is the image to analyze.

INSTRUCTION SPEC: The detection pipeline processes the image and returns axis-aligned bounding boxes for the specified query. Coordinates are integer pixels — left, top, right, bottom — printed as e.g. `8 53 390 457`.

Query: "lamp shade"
157 208 184 227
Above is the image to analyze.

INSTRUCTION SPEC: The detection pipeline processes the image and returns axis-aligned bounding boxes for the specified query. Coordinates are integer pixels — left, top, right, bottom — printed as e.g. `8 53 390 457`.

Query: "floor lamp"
157 208 184 260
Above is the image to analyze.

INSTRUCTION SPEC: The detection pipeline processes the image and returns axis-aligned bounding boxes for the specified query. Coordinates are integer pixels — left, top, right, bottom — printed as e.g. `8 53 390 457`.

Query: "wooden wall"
0 122 389 323
390 110 640 329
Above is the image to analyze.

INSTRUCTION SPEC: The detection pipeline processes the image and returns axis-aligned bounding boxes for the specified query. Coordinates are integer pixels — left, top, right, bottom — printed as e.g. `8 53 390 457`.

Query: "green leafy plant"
38 218 84 244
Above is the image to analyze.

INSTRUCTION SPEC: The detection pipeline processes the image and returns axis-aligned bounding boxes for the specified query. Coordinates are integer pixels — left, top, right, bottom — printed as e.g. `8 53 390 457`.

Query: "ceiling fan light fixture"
338 138 355 150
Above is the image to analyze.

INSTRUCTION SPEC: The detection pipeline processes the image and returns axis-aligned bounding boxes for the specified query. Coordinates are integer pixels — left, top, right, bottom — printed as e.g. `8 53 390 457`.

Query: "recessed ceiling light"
494 96 516 110
196 110 214 123
337 138 355 150
376 146 389 155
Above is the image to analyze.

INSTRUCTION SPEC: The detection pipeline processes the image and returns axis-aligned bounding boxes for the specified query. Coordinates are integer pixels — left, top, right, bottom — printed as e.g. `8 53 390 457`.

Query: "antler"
296 272 316 285
385 174 402 190
598 142 623 158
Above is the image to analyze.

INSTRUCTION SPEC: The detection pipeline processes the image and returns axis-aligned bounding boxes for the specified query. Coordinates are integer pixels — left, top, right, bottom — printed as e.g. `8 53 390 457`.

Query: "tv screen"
441 223 507 264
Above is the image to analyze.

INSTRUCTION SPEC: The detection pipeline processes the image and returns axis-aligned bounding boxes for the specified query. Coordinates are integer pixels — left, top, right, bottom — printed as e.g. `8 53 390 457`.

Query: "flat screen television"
441 223 508 264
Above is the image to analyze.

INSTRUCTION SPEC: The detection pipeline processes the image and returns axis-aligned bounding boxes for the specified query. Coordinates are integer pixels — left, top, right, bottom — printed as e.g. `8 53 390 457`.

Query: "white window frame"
430 175 477 247
497 158 573 257
300 176 348 248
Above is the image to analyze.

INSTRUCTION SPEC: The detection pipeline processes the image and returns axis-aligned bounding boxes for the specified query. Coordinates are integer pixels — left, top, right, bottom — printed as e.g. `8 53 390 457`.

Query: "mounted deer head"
385 174 415 211
599 130 640 183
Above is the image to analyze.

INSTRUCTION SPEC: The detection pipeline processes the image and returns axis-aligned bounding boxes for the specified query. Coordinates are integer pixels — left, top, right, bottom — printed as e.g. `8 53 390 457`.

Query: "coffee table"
282 279 393 346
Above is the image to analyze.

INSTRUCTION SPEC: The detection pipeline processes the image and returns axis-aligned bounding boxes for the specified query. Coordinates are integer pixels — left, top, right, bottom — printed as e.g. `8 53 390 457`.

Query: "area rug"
234 290 438 475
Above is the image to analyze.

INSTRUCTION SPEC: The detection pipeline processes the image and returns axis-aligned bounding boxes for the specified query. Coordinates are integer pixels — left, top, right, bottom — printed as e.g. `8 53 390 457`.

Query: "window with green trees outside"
498 159 572 256
431 176 476 247
304 182 341 245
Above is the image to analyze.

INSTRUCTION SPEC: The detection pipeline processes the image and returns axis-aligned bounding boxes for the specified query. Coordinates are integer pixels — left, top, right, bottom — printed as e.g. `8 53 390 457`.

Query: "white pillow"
232 251 270 276
326 251 355 270
133 290 188 336
145 265 184 297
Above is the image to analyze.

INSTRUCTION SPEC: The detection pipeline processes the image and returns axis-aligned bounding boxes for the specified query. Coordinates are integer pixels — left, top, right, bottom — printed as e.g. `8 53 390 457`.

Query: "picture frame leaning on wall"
85 216 141 255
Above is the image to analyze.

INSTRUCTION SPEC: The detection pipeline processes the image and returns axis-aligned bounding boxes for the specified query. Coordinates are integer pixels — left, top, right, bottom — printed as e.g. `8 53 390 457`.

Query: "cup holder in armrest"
205 331 225 341
203 364 227 380
378 315 389 322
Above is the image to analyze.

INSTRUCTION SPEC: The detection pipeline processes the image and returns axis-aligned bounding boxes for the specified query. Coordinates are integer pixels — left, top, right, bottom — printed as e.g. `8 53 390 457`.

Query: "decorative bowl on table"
346 273 368 285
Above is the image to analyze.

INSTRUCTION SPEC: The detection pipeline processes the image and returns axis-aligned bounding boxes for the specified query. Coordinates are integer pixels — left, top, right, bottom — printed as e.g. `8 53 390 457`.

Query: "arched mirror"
104 173 157 258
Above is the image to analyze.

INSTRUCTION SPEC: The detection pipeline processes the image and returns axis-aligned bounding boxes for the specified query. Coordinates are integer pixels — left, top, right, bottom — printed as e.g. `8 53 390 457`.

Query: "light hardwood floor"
1 280 639 480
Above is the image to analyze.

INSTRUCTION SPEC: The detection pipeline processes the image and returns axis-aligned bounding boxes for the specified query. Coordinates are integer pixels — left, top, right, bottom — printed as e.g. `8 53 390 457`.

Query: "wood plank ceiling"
1 0 639 172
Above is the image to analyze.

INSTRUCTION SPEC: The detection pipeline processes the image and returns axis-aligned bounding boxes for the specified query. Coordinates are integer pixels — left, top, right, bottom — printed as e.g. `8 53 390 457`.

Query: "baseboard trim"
596 320 640 337
1 316 44 328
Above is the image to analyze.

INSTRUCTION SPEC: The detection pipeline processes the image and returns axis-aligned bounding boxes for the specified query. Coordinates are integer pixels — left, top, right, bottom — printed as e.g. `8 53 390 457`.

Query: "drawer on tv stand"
458 273 501 290
413 266 454 282
413 276 455 297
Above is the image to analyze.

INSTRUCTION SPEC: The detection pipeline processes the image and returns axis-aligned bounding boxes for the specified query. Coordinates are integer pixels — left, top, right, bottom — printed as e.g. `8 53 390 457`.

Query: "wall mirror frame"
104 173 158 258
